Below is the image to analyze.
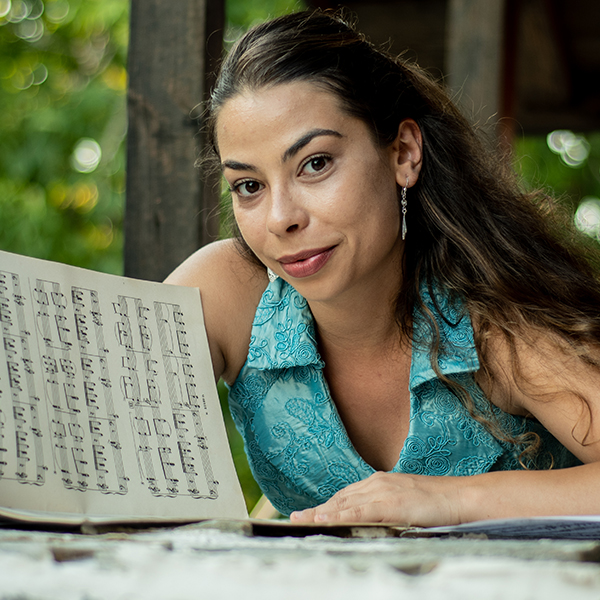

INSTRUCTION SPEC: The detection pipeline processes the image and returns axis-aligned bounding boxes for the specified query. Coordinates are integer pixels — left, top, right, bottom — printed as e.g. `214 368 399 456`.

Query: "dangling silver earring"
401 176 409 240
267 267 278 282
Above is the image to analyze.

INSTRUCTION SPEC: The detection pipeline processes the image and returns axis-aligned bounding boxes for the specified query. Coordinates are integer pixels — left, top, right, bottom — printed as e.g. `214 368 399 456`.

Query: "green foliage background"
0 0 128 274
515 133 600 210
1 0 598 512
0 0 305 277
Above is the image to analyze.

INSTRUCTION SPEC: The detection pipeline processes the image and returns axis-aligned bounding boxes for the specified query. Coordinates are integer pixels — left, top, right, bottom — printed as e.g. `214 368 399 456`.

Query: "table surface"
2 520 600 599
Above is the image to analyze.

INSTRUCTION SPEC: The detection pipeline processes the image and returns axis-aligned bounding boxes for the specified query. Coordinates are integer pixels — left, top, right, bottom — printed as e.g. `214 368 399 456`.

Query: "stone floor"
2 520 600 599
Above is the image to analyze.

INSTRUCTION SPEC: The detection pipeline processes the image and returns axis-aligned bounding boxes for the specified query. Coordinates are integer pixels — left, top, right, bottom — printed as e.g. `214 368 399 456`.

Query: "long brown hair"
207 10 600 456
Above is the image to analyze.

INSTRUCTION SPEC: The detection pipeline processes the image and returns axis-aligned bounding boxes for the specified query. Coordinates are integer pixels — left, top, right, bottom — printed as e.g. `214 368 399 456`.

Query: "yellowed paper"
0 250 247 524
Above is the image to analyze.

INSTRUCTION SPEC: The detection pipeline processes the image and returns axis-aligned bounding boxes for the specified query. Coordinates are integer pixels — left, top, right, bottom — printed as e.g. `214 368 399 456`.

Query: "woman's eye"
232 180 263 197
302 155 331 175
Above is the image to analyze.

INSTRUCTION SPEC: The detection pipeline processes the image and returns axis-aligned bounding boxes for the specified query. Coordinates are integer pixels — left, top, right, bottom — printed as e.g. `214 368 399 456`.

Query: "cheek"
373 167 402 222
356 185 402 250
340 172 401 227
345 156 399 212
232 205 266 251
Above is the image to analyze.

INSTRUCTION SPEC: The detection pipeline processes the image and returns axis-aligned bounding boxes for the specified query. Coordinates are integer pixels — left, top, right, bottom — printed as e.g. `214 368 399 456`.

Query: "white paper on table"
423 516 600 540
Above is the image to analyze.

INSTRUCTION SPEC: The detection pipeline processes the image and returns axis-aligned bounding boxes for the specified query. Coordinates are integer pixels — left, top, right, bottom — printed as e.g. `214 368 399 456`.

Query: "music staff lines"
122 298 218 499
0 269 45 485
1 270 219 502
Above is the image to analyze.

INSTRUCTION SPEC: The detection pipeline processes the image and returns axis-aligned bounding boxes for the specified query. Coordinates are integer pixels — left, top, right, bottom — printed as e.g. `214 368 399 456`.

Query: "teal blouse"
227 278 579 516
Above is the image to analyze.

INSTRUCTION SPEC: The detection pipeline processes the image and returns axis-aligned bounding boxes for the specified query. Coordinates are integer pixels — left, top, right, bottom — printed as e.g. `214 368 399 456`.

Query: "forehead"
215 82 358 155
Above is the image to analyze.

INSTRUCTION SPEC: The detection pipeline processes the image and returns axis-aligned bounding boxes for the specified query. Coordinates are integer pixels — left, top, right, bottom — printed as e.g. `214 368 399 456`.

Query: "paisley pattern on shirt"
227 278 580 516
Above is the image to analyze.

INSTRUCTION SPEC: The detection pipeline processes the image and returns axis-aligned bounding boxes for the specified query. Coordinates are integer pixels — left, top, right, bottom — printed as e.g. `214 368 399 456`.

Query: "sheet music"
422 516 600 540
0 250 247 523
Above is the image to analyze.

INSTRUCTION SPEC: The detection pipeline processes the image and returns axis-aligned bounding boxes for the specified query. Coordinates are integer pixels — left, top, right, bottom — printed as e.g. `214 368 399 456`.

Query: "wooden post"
125 0 225 281
445 0 507 135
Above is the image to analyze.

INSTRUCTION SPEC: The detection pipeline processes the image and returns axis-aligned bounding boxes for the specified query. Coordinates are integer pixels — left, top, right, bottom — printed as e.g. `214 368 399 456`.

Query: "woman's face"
216 81 421 304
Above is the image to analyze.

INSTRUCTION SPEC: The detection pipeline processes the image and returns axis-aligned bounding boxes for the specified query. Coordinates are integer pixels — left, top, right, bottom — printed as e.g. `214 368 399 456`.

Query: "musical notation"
0 261 224 505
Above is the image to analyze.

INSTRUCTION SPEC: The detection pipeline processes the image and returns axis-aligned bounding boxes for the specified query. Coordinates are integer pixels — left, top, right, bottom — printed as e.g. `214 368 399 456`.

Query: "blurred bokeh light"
547 130 591 168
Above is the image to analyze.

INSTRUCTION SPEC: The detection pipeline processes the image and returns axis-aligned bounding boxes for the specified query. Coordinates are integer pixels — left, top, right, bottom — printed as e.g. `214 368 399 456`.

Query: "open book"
0 249 247 525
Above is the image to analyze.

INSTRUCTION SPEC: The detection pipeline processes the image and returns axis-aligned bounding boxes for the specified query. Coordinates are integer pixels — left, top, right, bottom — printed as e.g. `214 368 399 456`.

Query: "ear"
390 119 423 188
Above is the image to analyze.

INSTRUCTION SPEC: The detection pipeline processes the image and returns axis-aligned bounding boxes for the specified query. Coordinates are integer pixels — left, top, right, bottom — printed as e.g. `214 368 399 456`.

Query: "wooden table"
2 520 600 599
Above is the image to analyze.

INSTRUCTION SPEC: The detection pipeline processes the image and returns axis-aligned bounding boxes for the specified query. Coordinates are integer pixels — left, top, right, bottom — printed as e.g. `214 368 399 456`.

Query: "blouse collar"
246 278 479 383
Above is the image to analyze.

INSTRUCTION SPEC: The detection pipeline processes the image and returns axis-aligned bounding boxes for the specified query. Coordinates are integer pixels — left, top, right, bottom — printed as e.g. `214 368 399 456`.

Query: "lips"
277 246 336 278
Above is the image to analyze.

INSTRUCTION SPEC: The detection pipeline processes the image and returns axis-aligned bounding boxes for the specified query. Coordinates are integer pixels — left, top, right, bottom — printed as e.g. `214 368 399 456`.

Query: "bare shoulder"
165 238 258 287
475 323 600 463
165 239 267 384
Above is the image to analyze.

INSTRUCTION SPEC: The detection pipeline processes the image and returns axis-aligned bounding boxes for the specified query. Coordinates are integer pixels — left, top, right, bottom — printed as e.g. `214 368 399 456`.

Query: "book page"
0 250 247 523
420 516 600 540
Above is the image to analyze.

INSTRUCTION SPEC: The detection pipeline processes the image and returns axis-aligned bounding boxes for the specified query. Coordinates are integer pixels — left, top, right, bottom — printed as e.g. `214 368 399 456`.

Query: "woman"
166 10 600 526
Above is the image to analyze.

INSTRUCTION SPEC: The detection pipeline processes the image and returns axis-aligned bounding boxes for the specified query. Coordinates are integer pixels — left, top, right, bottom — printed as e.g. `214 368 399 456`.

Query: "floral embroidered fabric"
227 278 579 516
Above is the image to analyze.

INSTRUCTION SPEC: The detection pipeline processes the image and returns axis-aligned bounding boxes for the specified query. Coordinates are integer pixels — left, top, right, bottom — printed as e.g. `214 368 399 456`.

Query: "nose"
266 185 309 236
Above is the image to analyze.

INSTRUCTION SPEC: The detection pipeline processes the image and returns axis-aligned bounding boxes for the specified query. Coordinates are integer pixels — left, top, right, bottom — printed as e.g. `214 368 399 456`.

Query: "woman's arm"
164 239 267 385
291 328 600 525
289 461 600 526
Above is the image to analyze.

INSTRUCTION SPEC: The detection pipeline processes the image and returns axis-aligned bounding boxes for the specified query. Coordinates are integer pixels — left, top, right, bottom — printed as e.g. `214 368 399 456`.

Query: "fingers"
290 502 374 524
290 496 402 524
288 472 461 526
290 477 403 524
290 495 368 524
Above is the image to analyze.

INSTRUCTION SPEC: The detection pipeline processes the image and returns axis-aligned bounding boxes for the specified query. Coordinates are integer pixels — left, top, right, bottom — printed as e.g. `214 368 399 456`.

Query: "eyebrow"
221 160 256 172
281 128 343 163
220 128 344 172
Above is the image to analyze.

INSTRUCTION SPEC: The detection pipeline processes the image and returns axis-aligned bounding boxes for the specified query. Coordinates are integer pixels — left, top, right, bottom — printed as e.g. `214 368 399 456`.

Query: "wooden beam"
499 0 519 145
200 0 226 249
445 0 506 135
125 0 224 282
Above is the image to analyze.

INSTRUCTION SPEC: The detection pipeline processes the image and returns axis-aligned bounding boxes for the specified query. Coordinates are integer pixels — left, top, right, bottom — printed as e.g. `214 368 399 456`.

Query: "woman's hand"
289 471 464 526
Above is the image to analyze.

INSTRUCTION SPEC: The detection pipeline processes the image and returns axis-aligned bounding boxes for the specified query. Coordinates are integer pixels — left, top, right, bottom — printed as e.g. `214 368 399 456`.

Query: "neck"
308 269 406 358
